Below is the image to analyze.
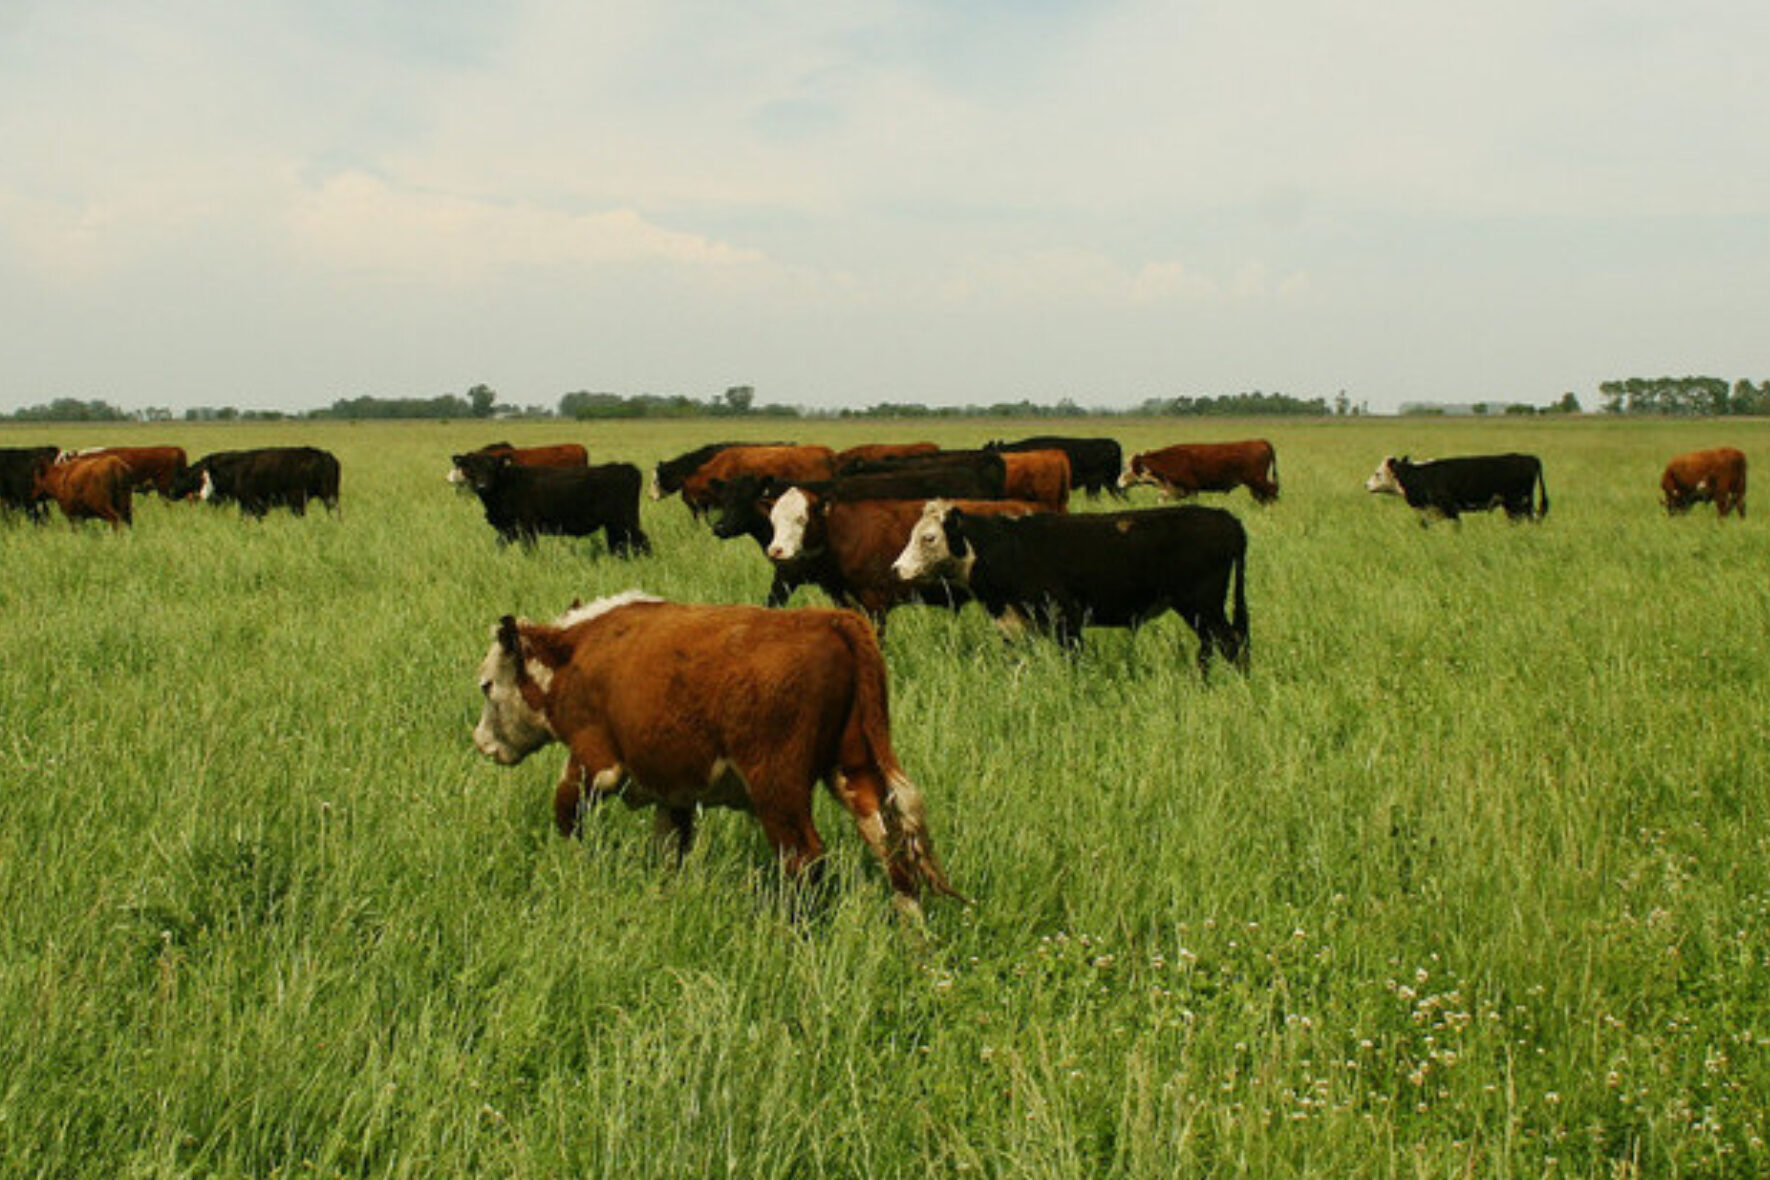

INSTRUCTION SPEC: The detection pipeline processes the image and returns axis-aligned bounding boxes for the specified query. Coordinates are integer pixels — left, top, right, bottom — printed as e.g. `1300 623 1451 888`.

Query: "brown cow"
1119 440 1279 504
834 442 940 471
63 446 189 497
1662 447 1747 518
1000 449 1071 511
472 592 962 916
448 442 588 486
764 490 1048 624
679 444 837 516
35 453 133 528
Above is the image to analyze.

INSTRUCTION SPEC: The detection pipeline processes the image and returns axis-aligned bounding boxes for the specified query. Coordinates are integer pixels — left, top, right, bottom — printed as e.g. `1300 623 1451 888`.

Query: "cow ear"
497 615 524 658
944 509 970 559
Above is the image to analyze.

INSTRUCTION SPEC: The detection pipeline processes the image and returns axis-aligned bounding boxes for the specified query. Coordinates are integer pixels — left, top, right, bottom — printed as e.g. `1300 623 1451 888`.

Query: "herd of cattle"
1 431 1747 913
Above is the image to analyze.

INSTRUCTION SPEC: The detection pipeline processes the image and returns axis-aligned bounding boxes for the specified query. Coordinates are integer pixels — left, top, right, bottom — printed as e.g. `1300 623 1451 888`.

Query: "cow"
763 489 1047 626
1364 453 1548 525
172 447 341 517
472 592 962 916
833 442 941 472
1120 440 1280 504
60 446 189 498
650 442 791 510
448 442 588 486
456 451 649 556
999 449 1071 511
1661 447 1746 518
34 453 132 529
892 501 1249 673
677 444 837 518
0 446 59 522
837 448 1007 489
986 436 1125 498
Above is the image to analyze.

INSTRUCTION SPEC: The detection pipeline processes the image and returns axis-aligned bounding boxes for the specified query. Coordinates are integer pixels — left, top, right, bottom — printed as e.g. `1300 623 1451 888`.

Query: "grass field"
1 416 1766 1178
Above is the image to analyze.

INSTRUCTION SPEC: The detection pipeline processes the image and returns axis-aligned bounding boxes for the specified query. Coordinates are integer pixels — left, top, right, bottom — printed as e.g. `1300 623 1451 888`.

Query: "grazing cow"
1661 447 1746 518
472 592 962 915
34 453 133 529
650 442 790 509
1364 453 1548 525
986 436 1125 498
764 489 1047 625
893 501 1249 672
834 442 940 471
678 444 837 517
61 446 189 498
172 447 341 517
838 448 1007 488
448 442 588 485
999 449 1071 511
1120 440 1280 504
0 446 59 521
456 452 649 555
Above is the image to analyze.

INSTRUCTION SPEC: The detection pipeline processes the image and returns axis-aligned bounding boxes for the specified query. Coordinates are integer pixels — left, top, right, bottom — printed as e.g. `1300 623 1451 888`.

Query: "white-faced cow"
1661 447 1746 518
892 501 1249 674
472 592 962 916
1365 453 1548 526
171 447 341 517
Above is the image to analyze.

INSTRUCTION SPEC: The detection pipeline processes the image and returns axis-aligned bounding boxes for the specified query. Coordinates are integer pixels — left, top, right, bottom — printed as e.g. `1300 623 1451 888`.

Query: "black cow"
172 447 341 517
833 448 1008 488
458 452 650 556
0 446 59 522
1365 454 1548 525
892 502 1249 673
985 436 1124 498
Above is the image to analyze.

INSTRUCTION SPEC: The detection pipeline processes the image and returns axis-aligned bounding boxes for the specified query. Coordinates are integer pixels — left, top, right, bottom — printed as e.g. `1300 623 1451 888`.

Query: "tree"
468 384 497 418
722 385 755 414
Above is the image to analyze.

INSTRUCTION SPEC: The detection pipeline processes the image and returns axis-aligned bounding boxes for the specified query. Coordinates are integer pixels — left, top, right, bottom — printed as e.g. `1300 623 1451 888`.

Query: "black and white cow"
1365 453 1548 525
457 451 650 556
171 447 341 517
891 501 1249 673
0 446 59 521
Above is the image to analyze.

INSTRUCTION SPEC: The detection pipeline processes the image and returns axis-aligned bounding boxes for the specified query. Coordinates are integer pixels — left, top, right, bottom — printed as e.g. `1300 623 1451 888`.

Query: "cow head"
1117 455 1151 490
767 486 822 561
455 451 510 493
892 500 973 584
709 475 775 541
473 615 558 765
1364 456 1406 495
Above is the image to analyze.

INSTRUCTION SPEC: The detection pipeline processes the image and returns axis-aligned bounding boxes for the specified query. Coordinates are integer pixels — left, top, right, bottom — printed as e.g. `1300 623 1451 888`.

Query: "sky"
2 0 1767 415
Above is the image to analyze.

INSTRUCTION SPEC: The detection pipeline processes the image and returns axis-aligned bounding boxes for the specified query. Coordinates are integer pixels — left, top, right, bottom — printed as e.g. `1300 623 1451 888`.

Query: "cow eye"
479 679 492 697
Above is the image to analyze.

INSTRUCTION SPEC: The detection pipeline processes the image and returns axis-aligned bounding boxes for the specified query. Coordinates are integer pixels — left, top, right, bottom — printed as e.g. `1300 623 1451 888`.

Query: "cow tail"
1230 536 1250 664
831 613 966 904
1536 465 1550 520
1268 447 1280 494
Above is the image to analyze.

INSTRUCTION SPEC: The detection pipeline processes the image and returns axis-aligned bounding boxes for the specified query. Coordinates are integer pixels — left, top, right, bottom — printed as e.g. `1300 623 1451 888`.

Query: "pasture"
1 416 1765 1178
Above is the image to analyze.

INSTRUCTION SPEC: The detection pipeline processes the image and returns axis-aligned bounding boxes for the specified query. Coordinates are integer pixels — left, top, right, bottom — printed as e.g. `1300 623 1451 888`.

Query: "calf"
1661 447 1746 518
473 592 961 916
457 452 649 556
893 501 1249 672
1120 440 1279 503
0 446 59 521
1365 453 1548 525
34 453 133 528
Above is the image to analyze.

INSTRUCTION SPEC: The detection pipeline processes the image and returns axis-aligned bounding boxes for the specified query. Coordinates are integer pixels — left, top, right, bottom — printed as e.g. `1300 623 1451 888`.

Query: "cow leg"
755 807 826 886
554 759 590 835
828 768 921 914
651 806 697 863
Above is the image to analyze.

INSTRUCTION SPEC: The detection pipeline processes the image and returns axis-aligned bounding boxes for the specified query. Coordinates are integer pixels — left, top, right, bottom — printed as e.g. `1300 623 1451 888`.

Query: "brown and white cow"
1119 440 1279 504
678 444 837 517
35 453 133 528
764 489 1048 624
473 592 962 916
1661 447 1746 518
62 446 189 497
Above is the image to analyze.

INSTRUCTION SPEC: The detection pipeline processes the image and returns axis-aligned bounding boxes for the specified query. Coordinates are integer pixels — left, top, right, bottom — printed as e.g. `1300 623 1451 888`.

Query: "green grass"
1 417 1766 1177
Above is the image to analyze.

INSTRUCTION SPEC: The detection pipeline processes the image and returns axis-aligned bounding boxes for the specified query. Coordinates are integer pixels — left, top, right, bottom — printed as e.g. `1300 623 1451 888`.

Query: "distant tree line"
1597 377 1770 416
10 377 1769 422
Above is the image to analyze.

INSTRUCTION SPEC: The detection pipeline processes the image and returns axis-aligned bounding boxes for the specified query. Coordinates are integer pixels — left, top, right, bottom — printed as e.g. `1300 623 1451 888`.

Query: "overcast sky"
3 1 1766 415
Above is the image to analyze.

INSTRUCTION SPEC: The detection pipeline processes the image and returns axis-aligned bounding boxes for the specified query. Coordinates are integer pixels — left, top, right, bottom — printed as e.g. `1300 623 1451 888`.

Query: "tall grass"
0 417 1765 1177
